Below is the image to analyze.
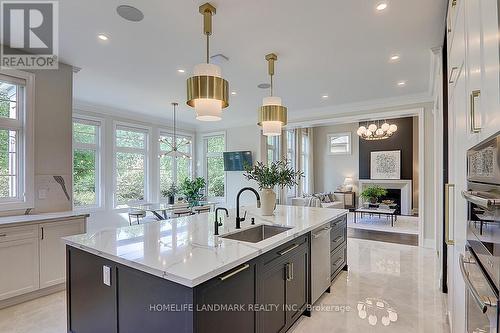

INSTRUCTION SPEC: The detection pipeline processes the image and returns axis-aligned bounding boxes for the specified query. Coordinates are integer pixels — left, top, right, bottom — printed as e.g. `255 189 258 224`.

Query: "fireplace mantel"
358 179 412 215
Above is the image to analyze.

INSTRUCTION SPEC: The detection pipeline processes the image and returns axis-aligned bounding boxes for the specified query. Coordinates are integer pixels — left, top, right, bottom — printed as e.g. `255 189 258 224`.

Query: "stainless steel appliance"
311 224 332 304
463 132 500 333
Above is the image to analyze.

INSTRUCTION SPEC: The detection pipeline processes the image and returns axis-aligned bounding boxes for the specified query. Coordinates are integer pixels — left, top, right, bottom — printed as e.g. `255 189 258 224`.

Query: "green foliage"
360 186 388 200
179 177 206 204
161 183 177 198
244 160 303 190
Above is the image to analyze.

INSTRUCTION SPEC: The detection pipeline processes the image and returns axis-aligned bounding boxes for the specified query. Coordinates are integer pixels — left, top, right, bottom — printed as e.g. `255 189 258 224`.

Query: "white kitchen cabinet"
39 218 86 288
465 0 500 143
447 0 459 52
448 0 466 98
0 228 39 301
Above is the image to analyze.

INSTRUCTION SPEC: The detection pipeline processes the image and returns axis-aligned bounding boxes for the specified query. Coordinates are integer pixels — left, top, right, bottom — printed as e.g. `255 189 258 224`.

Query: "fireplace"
379 189 401 215
358 179 412 215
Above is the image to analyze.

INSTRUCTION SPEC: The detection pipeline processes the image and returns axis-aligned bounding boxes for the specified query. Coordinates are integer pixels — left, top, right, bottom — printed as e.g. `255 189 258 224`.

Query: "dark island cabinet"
330 215 348 280
257 235 309 333
195 261 257 333
66 233 311 333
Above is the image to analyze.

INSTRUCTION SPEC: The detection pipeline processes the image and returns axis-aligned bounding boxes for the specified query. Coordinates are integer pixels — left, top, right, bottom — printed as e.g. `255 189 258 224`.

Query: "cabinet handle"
278 244 299 256
470 90 481 133
285 262 294 281
448 67 458 83
452 0 457 7
0 233 6 237
219 264 250 281
333 236 343 243
41 227 44 240
445 184 455 246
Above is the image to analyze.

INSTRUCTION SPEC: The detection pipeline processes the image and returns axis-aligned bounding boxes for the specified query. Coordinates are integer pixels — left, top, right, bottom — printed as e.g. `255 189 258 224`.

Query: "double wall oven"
463 132 500 333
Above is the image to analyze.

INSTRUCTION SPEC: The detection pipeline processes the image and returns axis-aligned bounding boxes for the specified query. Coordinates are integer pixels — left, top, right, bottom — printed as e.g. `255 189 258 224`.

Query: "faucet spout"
236 187 261 229
214 207 229 236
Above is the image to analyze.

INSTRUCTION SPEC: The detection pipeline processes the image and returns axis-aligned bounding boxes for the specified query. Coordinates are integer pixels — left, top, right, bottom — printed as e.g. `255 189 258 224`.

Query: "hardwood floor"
347 227 418 246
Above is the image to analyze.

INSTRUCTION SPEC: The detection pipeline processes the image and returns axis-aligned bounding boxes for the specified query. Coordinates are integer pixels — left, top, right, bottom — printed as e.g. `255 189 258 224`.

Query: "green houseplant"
360 186 388 204
244 160 303 215
179 177 206 206
161 183 177 205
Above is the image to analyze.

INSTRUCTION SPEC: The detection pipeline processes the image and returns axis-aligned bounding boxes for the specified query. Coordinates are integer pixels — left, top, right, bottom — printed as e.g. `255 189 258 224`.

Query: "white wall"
313 123 359 193
196 125 262 208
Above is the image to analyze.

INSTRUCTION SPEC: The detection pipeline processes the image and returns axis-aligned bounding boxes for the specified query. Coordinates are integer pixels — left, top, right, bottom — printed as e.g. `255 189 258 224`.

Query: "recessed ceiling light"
177 69 185 73
231 91 237 95
390 54 400 61
376 2 388 11
397 80 406 86
97 34 109 41
116 5 144 22
322 95 329 99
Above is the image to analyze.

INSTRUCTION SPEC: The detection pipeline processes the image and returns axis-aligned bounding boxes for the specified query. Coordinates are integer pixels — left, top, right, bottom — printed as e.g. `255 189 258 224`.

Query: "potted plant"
360 186 388 204
179 177 206 207
244 160 303 216
161 183 177 205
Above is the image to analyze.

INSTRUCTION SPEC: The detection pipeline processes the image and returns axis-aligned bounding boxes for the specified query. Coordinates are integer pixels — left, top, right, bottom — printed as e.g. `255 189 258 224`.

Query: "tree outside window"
204 135 225 198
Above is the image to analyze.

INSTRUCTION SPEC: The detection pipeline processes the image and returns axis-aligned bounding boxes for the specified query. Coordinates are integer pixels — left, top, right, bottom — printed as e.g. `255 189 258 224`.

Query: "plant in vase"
244 160 303 216
360 186 388 205
161 183 177 205
179 177 206 207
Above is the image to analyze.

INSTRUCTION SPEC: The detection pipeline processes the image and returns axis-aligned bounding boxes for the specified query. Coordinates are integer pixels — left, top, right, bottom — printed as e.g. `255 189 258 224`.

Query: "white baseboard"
0 283 65 309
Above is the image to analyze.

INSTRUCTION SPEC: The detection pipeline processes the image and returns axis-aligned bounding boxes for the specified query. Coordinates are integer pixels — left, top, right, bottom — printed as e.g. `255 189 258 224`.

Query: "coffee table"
354 207 397 227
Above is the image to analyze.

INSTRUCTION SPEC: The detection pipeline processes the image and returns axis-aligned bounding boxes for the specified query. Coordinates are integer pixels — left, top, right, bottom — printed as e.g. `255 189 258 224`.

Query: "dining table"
131 201 217 220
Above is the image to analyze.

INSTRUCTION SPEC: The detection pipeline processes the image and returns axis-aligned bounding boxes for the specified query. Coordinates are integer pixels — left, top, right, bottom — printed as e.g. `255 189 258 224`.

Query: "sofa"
291 192 345 209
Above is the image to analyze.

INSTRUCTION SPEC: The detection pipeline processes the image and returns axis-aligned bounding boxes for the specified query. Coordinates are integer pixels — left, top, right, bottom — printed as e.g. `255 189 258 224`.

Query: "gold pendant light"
186 3 229 121
258 53 287 136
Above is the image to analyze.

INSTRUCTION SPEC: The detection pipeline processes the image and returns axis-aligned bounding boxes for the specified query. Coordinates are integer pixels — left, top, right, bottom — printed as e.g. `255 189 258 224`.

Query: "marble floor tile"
0 238 449 333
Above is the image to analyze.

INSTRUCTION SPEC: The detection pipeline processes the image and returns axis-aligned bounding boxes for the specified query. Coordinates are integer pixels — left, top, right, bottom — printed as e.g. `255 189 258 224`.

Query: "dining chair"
173 208 194 217
193 205 211 214
128 210 146 225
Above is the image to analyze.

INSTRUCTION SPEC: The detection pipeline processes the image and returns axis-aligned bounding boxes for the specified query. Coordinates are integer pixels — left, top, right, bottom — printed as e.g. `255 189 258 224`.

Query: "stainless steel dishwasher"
311 223 332 304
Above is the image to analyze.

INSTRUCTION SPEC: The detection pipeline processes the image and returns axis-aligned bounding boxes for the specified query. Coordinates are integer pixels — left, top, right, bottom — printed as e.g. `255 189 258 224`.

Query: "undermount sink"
221 224 293 243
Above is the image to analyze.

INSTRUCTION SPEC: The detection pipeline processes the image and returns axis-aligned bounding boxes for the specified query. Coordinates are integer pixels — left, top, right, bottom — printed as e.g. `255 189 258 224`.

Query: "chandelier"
357 120 397 140
186 3 229 121
257 53 287 136
159 103 191 159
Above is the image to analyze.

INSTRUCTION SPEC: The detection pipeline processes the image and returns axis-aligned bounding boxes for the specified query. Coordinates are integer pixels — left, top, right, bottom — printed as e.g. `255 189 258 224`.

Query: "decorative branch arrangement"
243 160 303 190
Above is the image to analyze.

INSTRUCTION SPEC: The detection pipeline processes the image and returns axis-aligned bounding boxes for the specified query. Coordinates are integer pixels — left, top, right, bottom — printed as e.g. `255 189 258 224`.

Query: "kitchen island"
64 205 347 333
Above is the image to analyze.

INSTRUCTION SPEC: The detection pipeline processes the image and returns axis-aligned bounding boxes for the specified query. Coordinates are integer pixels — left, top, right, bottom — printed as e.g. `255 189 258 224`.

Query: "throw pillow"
328 193 336 202
323 194 331 203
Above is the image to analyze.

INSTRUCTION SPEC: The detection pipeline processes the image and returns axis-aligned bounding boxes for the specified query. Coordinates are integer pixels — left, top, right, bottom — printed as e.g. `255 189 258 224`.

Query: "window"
328 132 351 155
286 130 296 198
301 131 309 192
114 125 149 207
0 72 33 209
267 135 280 166
204 134 225 198
159 132 193 195
72 118 101 209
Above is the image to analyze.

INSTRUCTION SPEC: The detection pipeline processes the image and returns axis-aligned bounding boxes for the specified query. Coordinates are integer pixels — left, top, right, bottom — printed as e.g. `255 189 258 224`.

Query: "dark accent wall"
359 117 414 180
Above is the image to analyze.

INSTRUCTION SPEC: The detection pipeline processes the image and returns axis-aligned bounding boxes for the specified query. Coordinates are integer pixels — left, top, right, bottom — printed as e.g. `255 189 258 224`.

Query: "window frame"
285 130 296 198
0 69 34 211
158 129 194 196
202 131 226 202
266 135 281 165
301 131 310 192
72 115 104 211
112 121 151 208
327 132 351 155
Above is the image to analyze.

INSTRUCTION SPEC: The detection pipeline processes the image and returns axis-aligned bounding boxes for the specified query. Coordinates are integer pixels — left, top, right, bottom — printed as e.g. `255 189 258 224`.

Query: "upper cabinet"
448 0 500 147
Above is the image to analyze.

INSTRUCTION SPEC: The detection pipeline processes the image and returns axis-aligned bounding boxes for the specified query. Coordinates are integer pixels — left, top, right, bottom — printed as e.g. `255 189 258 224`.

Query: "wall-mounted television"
223 151 253 171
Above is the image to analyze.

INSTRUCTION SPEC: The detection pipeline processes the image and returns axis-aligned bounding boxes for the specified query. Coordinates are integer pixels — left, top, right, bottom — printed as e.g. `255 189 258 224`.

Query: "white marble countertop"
63 205 347 288
0 211 90 227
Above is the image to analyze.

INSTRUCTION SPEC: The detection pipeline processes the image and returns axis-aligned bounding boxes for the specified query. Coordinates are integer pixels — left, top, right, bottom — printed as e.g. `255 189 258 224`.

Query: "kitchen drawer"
330 215 346 230
0 225 38 243
330 217 347 253
259 234 309 266
331 245 346 280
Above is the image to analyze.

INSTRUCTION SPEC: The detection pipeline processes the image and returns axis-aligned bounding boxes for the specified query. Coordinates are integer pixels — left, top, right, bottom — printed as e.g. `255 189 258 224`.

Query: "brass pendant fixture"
257 53 287 136
186 3 229 122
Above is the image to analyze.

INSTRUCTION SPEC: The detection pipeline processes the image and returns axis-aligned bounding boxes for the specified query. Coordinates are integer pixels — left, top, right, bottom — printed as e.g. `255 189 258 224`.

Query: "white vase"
260 188 276 216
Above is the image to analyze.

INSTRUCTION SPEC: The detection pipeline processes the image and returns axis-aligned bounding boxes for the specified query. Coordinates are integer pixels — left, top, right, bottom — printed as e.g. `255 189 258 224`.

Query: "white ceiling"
59 0 447 131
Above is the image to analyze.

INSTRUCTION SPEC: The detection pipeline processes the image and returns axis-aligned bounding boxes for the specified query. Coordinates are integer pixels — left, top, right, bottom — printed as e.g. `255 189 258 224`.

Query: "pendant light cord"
270 74 273 96
206 34 210 64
